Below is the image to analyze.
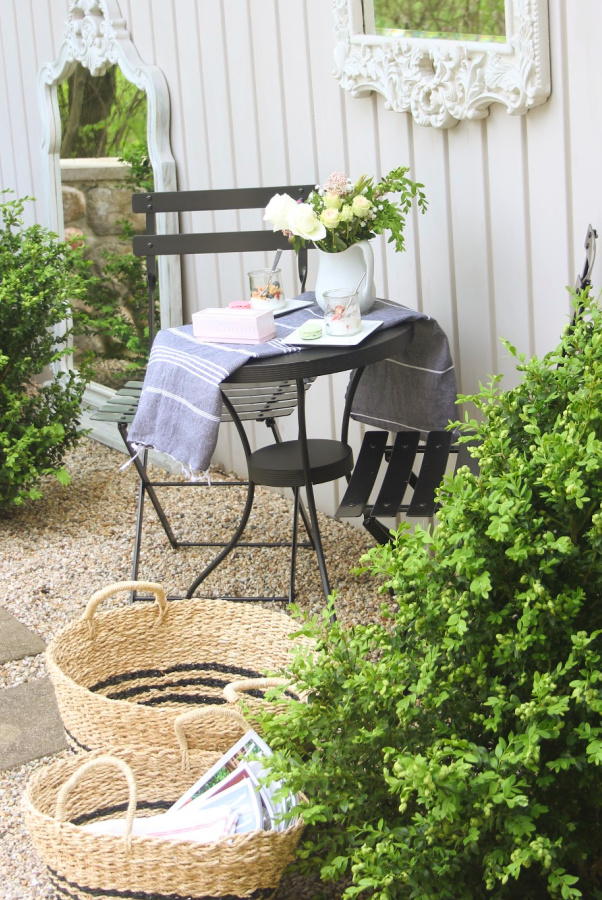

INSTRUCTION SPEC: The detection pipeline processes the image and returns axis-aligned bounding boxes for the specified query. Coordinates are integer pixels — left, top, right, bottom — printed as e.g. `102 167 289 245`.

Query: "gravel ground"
0 437 389 900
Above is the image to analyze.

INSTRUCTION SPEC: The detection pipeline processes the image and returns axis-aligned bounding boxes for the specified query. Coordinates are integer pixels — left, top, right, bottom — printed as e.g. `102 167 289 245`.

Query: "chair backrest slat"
134 229 295 257
132 185 312 215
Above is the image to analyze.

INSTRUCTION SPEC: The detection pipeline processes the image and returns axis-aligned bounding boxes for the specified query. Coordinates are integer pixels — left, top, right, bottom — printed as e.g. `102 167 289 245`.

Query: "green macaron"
298 320 323 340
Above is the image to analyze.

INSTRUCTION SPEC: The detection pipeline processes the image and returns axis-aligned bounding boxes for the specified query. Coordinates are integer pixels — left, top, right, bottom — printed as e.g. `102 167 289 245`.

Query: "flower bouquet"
264 167 427 254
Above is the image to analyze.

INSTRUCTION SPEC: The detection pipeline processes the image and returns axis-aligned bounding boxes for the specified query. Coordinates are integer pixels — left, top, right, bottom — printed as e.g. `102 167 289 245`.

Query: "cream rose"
288 202 327 241
263 193 297 231
320 208 341 230
351 194 372 218
323 192 343 210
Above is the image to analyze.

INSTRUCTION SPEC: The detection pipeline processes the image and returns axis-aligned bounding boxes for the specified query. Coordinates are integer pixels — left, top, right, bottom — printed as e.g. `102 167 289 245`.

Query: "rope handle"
173 706 250 772
54 754 138 853
223 677 292 703
82 581 167 637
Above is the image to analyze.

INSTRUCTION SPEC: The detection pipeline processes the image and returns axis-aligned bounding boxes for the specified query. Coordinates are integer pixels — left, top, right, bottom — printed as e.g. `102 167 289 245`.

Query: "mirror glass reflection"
58 62 153 390
371 0 506 42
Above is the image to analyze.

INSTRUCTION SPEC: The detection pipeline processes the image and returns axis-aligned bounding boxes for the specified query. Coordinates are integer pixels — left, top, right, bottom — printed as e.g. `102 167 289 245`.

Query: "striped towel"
127 296 457 476
352 299 458 434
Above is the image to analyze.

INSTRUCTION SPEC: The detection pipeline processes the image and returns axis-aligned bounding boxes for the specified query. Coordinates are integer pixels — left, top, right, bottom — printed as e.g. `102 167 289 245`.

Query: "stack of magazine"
83 729 297 844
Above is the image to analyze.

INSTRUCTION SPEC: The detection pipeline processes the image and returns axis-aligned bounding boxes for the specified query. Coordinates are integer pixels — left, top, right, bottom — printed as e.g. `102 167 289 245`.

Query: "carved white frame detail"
38 0 182 332
333 0 551 128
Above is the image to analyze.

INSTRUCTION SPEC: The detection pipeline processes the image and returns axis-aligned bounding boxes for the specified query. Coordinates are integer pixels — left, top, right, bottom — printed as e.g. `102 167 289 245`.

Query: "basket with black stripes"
46 581 304 753
23 712 304 900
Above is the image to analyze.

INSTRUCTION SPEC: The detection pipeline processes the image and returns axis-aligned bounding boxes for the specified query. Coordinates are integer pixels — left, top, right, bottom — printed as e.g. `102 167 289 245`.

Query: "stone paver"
0 678 67 770
0 607 46 664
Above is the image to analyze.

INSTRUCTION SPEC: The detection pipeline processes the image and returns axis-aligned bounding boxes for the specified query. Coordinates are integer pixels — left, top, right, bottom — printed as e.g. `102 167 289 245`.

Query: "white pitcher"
314 239 376 313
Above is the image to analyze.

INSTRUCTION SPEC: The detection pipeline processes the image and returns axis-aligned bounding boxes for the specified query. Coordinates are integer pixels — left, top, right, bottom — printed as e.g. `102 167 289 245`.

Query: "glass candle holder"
322 288 362 337
248 268 286 310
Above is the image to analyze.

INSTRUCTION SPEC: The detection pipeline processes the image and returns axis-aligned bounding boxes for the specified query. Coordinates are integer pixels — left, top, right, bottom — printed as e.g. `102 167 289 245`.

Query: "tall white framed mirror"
333 0 551 128
38 0 182 392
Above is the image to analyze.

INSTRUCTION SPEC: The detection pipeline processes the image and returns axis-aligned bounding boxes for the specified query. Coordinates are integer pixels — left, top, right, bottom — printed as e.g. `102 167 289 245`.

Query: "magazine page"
170 728 298 832
184 775 263 834
169 729 272 813
260 772 298 833
82 803 238 843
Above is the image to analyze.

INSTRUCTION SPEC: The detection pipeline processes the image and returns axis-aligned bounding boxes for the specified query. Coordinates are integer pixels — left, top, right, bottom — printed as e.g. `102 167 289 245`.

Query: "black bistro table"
184 321 414 605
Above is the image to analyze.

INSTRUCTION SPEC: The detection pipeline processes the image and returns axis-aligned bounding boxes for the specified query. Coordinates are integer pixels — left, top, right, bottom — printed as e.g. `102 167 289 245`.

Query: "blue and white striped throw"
127 295 457 476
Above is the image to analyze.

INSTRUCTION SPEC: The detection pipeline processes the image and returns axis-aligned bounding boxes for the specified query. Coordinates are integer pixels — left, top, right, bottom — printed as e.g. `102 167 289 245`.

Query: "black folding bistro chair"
335 428 479 544
337 222 599 543
92 184 353 604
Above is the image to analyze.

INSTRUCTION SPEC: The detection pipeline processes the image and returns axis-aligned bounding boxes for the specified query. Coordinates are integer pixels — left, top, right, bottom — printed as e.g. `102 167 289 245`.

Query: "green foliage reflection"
374 0 506 40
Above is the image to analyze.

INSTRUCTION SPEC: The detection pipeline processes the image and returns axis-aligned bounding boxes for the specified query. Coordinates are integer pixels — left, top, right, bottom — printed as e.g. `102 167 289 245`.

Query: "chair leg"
129 456 146 602
118 424 179 547
184 479 256 599
289 488 301 603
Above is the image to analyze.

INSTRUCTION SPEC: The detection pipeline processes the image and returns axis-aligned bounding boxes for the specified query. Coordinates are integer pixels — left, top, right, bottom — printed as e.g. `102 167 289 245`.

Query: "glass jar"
248 268 286 311
322 288 362 336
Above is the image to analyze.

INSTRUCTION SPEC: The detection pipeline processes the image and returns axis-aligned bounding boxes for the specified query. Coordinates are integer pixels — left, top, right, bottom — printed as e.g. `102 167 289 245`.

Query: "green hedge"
0 193 92 507
258 289 602 900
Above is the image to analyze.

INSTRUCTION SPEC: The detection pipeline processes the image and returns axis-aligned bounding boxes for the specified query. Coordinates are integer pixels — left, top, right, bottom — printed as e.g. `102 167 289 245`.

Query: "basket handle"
173 706 250 772
55 754 138 853
223 677 292 704
82 581 167 637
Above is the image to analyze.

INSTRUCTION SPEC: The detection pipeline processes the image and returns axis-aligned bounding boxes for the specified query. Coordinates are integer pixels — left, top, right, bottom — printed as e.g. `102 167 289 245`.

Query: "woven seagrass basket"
46 581 303 752
23 709 304 900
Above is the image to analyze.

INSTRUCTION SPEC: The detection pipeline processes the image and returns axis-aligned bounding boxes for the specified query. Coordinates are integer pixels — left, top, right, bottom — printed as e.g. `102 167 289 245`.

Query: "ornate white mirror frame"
332 0 551 128
38 0 182 347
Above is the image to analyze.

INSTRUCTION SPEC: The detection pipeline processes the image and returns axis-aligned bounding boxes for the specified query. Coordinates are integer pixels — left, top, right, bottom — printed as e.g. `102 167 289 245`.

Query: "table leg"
295 378 336 621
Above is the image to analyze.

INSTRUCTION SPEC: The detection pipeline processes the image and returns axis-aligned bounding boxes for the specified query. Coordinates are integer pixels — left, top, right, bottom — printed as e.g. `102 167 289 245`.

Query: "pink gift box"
191 307 275 344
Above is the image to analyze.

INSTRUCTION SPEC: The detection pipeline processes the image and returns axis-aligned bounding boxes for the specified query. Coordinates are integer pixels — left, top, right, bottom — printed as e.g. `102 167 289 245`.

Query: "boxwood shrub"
258 289 602 900
0 193 92 507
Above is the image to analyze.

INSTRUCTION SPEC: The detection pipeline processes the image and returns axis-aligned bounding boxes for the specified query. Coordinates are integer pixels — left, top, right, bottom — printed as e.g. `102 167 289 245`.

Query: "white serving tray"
282 319 383 347
273 296 314 317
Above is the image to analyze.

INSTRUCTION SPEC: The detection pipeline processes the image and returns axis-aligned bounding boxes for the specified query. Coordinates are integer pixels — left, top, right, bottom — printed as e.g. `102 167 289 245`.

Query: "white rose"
351 194 372 218
288 202 327 241
263 193 298 231
320 208 341 230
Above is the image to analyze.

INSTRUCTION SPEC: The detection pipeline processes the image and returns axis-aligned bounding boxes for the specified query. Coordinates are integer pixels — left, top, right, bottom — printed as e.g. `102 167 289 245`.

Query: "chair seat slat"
90 410 137 423
405 432 454 517
336 431 388 517
371 432 420 518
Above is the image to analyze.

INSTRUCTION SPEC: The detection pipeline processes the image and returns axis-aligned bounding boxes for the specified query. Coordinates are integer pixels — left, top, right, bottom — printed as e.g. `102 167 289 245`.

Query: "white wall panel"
1 2 33 205
2 0 602 521
486 110 532 387
447 121 496 393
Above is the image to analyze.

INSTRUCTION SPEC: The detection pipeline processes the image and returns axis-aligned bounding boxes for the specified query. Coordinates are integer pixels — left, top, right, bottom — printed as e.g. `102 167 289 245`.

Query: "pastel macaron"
298 319 323 340
229 300 252 310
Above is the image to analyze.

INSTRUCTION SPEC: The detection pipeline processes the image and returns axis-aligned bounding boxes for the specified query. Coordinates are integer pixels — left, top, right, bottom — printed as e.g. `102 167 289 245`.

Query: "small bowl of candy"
248 268 286 311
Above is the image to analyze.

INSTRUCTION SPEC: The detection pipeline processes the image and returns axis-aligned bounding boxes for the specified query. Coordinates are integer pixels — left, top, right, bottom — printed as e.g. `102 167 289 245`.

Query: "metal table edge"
223 321 414 383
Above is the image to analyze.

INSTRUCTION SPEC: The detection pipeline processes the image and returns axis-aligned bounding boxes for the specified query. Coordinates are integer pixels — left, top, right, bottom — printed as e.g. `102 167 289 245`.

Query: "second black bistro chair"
92 186 353 607
336 222 597 544
336 429 479 545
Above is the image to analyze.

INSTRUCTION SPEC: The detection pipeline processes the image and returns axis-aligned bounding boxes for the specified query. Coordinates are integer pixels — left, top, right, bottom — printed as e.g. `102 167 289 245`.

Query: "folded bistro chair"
336 428 479 544
336 223 599 542
92 185 353 606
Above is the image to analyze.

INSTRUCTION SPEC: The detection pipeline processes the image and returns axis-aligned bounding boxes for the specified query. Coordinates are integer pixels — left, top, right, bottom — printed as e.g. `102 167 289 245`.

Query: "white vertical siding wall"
1 0 601 516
